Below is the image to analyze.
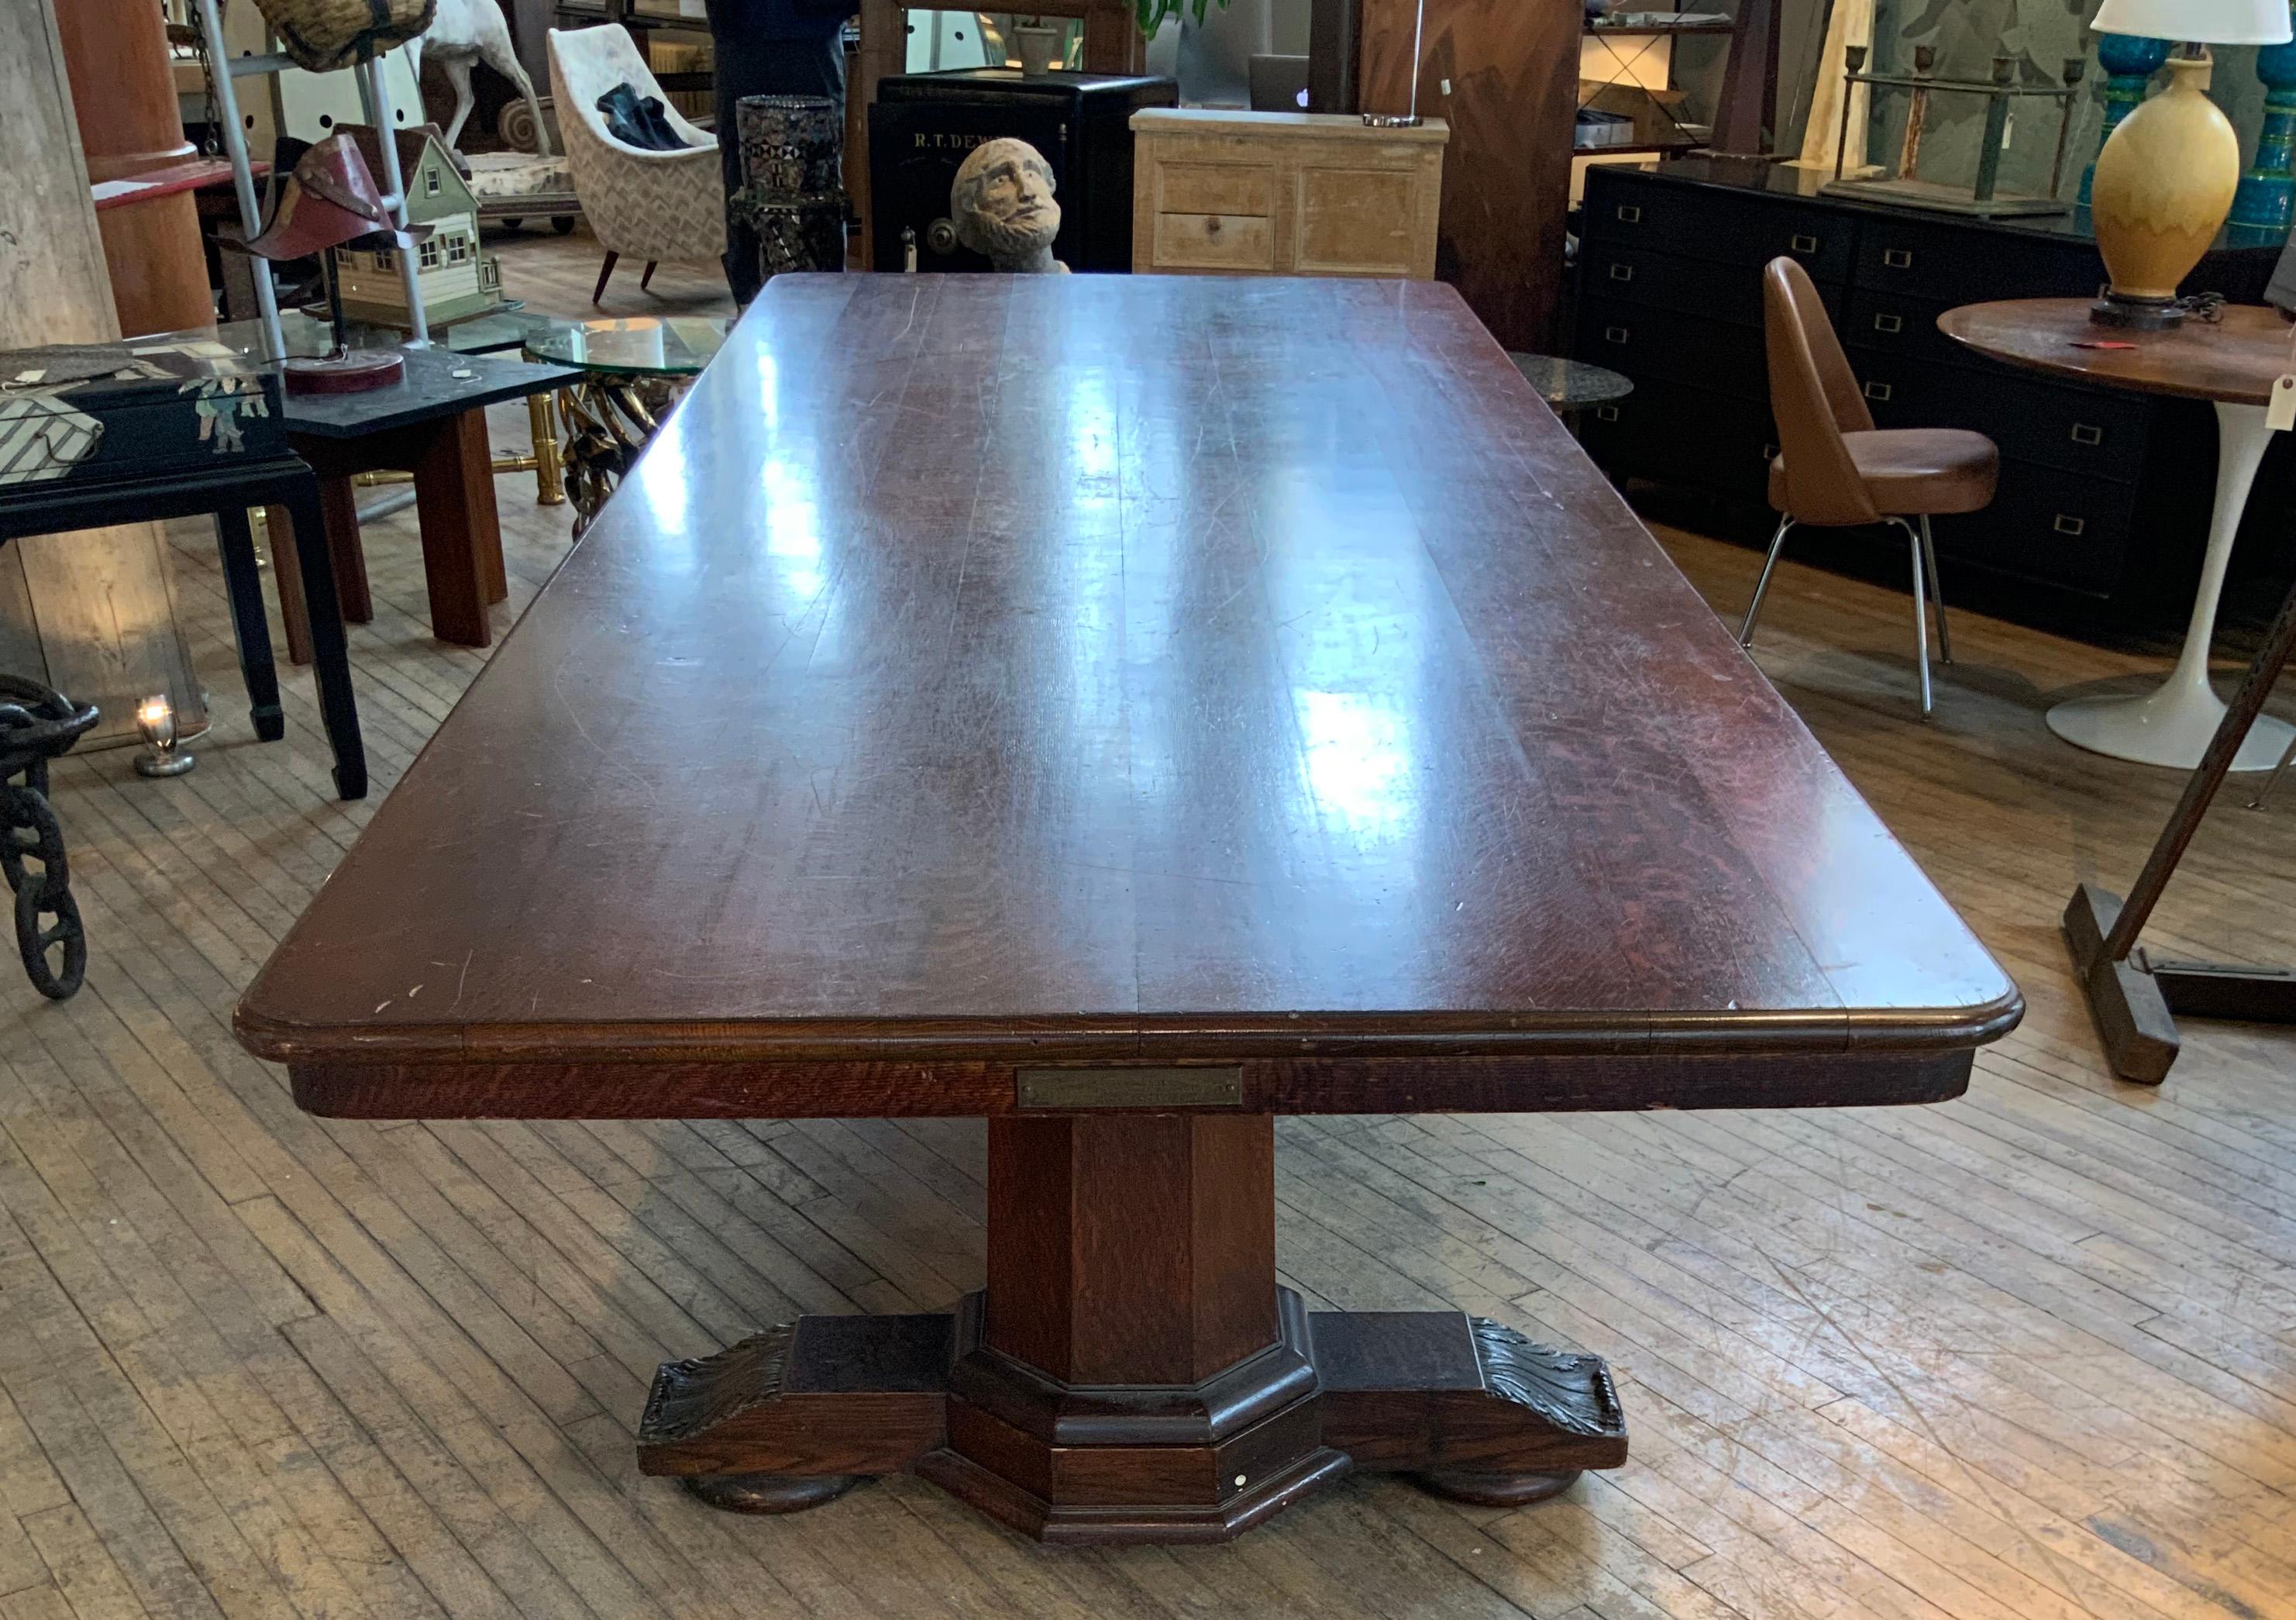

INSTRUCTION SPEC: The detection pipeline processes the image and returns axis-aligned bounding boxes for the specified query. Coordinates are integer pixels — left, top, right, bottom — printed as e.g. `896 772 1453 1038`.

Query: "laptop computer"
1248 53 1313 113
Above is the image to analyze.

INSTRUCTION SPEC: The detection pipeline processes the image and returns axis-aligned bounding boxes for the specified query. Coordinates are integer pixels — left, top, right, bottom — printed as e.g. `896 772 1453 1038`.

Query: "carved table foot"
1414 1469 1582 1507
635 1305 1624 1544
680 1473 859 1514
1317 1313 1626 1498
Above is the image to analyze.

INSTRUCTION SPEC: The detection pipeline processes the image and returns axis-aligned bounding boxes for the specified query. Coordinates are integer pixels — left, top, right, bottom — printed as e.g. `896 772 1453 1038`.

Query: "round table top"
1509 353 1635 409
1938 298 2296 408
523 315 733 377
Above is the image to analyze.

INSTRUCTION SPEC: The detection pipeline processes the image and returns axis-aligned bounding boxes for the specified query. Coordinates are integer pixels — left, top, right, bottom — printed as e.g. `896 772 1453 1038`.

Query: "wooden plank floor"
3 229 2293 1619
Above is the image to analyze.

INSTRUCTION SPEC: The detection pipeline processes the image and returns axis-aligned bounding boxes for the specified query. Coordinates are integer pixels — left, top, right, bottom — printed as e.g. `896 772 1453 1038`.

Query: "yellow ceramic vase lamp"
2090 0 2293 329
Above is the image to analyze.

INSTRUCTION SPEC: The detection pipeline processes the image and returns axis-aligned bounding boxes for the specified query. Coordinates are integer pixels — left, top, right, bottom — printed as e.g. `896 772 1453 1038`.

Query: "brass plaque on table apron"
1015 1066 1245 1109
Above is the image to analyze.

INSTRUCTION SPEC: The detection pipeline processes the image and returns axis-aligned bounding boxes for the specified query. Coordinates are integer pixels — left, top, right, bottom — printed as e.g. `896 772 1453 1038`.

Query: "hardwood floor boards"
0 226 2290 1617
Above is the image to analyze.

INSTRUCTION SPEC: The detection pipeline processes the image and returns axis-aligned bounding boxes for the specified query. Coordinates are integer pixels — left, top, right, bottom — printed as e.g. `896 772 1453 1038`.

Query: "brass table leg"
528 392 566 506
349 426 563 508
554 375 691 535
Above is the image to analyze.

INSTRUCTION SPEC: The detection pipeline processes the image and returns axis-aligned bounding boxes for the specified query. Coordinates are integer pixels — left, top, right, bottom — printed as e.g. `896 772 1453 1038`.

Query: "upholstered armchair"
546 24 725 302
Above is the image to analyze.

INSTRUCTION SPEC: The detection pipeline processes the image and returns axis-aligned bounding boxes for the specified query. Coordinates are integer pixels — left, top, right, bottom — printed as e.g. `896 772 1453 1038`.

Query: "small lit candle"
133 693 194 778
136 695 173 742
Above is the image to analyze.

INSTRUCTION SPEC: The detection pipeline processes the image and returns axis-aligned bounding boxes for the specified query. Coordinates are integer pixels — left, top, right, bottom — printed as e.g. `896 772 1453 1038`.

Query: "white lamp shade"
2091 0 2293 45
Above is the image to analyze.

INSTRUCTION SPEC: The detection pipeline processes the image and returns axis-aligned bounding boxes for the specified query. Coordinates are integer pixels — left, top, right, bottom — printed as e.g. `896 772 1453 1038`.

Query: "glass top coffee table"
522 316 735 529
523 316 731 377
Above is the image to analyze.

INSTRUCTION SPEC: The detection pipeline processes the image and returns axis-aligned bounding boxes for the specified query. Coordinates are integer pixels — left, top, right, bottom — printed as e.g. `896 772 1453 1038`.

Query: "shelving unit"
1585 14 1734 35
1575 9 1732 197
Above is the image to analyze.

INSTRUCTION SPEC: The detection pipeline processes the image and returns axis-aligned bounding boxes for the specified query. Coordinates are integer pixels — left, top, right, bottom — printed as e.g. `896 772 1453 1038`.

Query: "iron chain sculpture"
0 677 99 1000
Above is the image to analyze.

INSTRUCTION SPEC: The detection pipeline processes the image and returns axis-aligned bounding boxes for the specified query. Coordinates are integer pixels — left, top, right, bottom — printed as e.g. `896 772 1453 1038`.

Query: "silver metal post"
358 52 431 346
195 0 285 360
1405 0 1424 123
1362 0 1427 126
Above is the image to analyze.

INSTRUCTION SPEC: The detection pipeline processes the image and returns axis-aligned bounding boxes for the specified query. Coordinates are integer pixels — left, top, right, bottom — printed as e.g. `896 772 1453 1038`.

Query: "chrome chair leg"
1899 518 1933 717
1740 515 1794 648
2249 726 2296 809
1918 515 1953 665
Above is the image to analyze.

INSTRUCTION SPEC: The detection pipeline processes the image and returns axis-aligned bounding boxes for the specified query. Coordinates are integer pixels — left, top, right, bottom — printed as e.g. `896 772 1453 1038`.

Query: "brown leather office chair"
1742 257 1998 715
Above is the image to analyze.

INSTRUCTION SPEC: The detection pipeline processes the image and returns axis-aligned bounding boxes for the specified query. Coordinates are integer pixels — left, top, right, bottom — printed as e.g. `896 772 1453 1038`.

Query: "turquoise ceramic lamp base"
2081 33 2174 208
2230 17 2296 230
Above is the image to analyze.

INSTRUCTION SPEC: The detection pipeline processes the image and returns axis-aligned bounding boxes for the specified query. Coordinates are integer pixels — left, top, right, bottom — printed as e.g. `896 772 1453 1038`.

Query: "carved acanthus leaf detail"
1468 1318 1625 1440
639 1325 794 1444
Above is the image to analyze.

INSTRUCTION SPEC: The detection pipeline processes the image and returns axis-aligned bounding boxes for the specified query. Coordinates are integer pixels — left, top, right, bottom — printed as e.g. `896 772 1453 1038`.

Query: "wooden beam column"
1358 0 1579 351
0 0 206 743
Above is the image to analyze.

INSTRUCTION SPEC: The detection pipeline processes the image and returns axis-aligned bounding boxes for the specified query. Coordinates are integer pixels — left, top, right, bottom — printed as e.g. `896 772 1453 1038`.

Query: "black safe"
868 70 1177 274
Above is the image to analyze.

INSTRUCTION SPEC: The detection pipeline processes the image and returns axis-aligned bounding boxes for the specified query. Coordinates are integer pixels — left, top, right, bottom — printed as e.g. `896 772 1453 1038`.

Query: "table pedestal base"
635 1115 1627 1546
2046 688 2296 773
2046 401 2290 771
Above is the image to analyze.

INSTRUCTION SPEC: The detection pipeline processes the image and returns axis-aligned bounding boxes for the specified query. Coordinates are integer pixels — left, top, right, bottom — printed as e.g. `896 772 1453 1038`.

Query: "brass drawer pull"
1617 204 1643 223
2071 423 2104 446
2054 513 2087 536
1595 405 1622 422
1604 326 1630 345
1882 248 1914 269
1609 263 1635 282
1864 381 1893 402
1873 313 1904 335
1792 233 1820 253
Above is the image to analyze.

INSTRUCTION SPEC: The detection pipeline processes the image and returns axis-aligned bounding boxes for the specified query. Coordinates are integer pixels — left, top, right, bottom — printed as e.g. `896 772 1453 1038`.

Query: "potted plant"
1014 14 1062 75
1134 0 1227 31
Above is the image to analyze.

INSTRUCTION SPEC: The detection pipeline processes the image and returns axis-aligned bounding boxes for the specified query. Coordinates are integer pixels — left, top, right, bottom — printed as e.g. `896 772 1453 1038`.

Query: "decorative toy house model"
333 124 505 328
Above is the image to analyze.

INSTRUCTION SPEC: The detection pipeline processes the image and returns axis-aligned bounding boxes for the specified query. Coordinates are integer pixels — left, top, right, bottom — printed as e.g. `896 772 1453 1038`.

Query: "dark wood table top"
1940 299 2296 407
237 274 2019 1115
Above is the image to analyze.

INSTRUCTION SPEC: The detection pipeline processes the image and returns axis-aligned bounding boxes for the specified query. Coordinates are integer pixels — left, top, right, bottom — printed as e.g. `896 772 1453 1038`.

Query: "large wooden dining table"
236 274 2021 1546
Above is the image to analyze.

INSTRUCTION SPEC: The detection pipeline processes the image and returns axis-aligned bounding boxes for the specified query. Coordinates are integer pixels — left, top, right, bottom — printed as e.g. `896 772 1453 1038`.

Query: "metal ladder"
190 0 431 357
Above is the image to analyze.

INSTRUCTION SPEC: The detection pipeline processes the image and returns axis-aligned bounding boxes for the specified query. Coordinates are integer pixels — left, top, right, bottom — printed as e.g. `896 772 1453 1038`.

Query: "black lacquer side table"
0 457 367 801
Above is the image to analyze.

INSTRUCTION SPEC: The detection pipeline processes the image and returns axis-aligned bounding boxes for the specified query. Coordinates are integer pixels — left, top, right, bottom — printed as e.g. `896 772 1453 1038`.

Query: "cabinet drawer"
1859 361 2149 484
1584 175 1853 281
1842 289 1971 371
1153 163 1274 217
1576 296 1768 399
1579 377 1778 502
1938 460 2133 598
1855 217 2105 304
1584 243 1843 329
1151 211 1275 271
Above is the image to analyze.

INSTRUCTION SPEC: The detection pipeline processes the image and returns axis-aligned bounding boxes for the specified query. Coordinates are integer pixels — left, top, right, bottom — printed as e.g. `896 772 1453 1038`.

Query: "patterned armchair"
546 25 725 302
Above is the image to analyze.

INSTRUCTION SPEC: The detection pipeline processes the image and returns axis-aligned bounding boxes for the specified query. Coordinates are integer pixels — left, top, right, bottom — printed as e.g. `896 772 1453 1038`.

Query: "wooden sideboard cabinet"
1129 109 1446 278
1574 158 2287 612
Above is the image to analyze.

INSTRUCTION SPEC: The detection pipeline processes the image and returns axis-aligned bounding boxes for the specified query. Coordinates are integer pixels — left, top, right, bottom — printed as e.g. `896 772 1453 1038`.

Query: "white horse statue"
408 0 551 157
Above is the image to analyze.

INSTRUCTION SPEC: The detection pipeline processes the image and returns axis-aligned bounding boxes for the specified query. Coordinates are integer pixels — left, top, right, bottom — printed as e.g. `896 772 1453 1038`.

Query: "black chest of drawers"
1574 158 2287 610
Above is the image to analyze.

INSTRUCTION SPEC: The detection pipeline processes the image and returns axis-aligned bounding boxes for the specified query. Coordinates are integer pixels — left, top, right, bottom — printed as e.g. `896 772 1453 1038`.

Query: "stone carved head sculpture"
951 138 1067 273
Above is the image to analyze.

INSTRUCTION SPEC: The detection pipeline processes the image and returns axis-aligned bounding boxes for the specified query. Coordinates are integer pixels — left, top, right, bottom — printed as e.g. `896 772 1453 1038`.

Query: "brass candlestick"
1898 45 1937 178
